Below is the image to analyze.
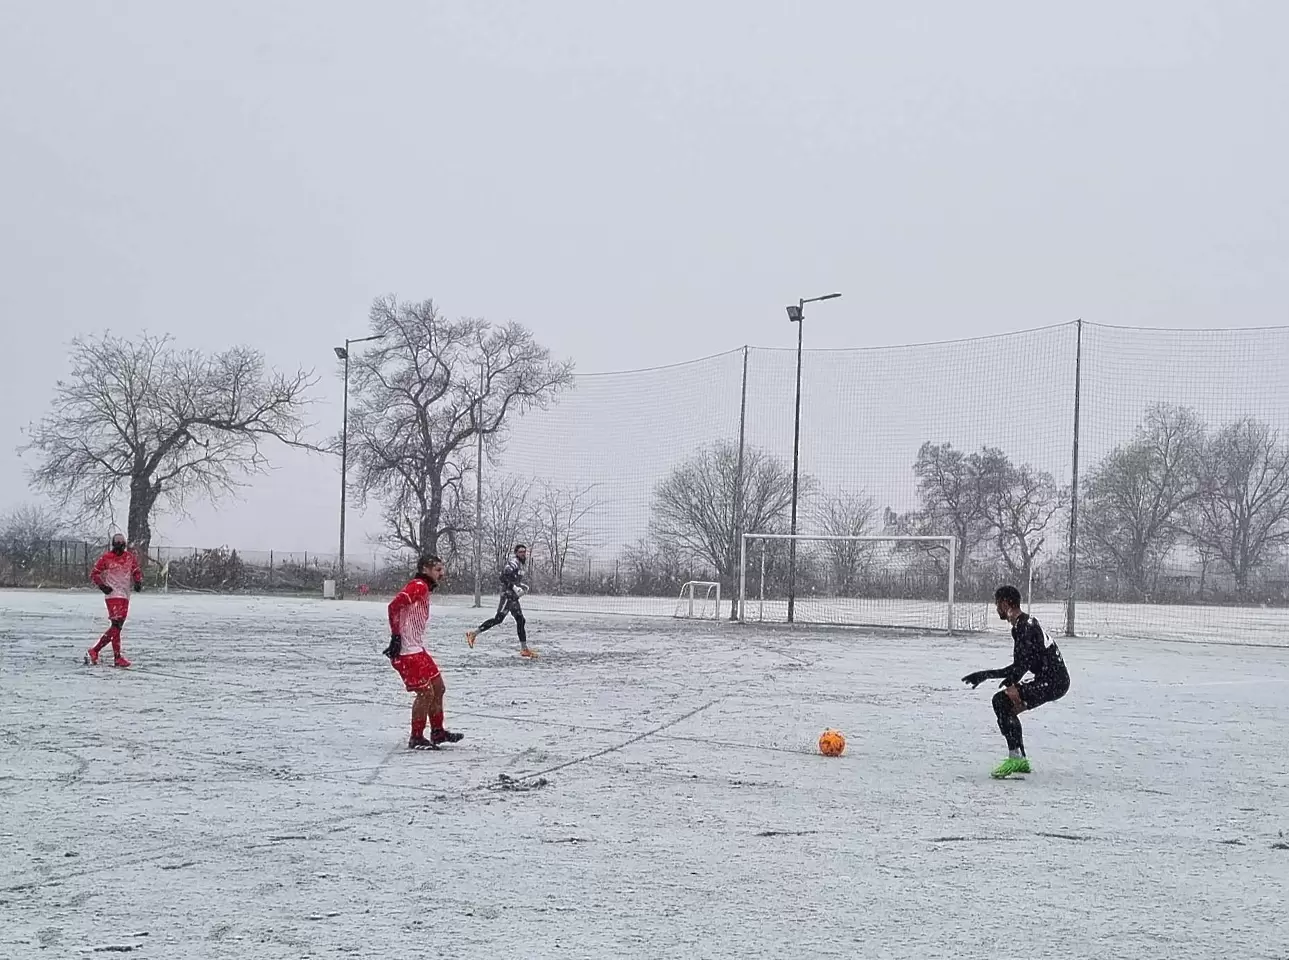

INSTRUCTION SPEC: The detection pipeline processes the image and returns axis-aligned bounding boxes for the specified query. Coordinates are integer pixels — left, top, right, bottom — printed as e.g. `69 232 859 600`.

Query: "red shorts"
392 650 440 691
105 597 130 622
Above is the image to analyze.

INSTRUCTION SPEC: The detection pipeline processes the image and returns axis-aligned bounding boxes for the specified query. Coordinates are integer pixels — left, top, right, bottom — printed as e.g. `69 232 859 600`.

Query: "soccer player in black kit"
962 585 1070 778
466 544 536 658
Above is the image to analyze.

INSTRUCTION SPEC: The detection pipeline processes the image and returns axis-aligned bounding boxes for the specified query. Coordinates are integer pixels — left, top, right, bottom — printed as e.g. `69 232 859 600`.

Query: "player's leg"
990 675 1069 778
88 598 131 667
467 595 510 647
512 599 535 658
87 598 118 664
108 599 130 667
408 688 435 749
427 673 463 744
990 687 1030 778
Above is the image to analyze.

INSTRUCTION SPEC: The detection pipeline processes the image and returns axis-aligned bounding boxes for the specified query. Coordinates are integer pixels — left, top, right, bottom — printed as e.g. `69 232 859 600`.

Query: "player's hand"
961 671 988 689
98 583 113 595
382 634 402 661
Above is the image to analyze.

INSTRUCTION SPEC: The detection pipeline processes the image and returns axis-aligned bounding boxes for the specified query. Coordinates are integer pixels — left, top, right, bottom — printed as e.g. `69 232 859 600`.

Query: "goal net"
739 534 981 632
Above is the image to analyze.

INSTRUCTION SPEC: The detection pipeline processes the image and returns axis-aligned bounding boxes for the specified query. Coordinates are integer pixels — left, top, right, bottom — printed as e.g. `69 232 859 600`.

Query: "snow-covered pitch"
3 590 1288 959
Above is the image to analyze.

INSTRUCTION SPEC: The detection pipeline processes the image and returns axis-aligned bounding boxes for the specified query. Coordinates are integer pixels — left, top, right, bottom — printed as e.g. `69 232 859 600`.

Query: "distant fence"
0 541 351 595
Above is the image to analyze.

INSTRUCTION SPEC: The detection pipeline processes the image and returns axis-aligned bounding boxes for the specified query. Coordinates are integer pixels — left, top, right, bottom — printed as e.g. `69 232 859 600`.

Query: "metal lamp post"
785 292 841 624
334 334 384 599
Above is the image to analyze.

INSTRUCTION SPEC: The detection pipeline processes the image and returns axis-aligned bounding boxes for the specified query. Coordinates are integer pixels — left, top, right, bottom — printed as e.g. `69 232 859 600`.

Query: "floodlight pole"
786 292 841 624
335 334 384 599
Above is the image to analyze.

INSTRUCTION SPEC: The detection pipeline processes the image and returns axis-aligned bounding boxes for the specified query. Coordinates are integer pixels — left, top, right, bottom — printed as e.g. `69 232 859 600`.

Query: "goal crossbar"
738 533 958 631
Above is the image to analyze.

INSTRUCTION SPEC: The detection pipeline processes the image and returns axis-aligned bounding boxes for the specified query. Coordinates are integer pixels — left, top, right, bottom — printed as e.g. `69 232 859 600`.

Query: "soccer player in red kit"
384 555 464 750
86 533 143 667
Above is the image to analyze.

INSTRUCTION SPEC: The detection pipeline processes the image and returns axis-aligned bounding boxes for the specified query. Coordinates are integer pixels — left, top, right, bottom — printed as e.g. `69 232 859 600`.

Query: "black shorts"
1018 671 1070 710
496 593 524 619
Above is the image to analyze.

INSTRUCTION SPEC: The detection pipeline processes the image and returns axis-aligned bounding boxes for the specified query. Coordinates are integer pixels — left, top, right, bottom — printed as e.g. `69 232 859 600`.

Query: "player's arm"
962 664 1014 688
90 554 111 594
131 553 144 591
383 581 421 659
387 586 410 634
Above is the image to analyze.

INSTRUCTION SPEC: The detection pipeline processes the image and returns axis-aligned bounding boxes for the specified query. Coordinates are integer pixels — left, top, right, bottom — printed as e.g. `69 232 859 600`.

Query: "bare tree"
0 503 72 543
912 441 990 577
532 481 601 590
0 503 79 573
650 441 805 589
1188 418 1289 599
347 297 573 555
977 448 1065 587
810 491 876 593
24 333 315 557
1080 403 1204 599
481 473 536 573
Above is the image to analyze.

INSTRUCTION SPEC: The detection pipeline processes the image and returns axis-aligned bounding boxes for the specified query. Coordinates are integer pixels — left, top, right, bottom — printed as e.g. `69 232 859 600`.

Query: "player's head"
514 544 527 562
994 584 1022 620
416 554 445 587
110 533 127 554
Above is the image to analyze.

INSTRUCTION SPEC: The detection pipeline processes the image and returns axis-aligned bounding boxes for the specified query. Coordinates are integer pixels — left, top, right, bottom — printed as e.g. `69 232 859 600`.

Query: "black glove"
382 634 402 661
962 671 988 689
134 581 143 593
98 583 112 596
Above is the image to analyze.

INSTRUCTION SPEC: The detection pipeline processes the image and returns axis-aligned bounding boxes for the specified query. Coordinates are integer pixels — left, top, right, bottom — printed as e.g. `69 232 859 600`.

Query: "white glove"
514 584 529 597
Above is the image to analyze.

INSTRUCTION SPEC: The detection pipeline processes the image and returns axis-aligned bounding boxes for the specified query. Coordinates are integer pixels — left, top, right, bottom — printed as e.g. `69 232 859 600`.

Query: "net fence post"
738 533 747 623
1065 319 1083 637
758 542 766 621
947 536 957 633
729 345 749 621
473 360 484 609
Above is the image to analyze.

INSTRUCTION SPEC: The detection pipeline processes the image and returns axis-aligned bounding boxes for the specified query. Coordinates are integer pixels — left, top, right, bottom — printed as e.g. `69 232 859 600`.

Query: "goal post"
739 533 975 632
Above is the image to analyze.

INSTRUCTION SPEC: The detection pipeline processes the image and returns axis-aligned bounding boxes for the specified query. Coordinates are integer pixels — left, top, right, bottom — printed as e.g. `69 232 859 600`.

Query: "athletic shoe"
430 728 464 745
990 756 1031 779
520 648 538 659
112 655 131 669
86 647 100 666
408 735 439 751
465 630 477 649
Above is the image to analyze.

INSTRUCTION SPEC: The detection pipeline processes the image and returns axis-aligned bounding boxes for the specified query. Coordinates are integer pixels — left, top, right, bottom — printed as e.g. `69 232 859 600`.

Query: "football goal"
739 533 978 632
675 580 721 620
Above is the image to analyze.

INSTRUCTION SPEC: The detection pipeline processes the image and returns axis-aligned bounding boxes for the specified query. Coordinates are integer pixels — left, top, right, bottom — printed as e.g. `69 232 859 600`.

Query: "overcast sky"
2 1 1286 556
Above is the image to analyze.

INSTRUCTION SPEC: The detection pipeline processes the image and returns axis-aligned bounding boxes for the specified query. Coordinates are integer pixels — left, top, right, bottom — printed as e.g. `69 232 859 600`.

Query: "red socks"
93 627 120 655
430 711 444 732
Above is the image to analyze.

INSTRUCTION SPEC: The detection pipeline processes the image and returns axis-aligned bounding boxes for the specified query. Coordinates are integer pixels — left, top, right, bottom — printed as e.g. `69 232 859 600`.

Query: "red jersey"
387 576 433 655
91 549 142 599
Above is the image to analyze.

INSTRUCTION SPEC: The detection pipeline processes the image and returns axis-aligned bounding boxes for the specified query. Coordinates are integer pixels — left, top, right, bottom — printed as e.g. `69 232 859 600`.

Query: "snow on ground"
2 589 1288 959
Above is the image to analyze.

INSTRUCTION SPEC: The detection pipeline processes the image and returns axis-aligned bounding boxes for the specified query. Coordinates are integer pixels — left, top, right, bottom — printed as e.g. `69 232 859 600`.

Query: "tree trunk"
418 488 443 557
127 479 157 564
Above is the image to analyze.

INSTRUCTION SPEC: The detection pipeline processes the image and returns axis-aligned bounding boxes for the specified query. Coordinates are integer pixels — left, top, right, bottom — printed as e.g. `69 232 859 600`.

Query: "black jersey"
499 556 527 595
1004 613 1067 686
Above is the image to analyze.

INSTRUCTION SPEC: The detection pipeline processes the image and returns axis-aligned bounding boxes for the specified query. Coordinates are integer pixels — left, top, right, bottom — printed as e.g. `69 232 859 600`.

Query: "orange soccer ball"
818 729 846 757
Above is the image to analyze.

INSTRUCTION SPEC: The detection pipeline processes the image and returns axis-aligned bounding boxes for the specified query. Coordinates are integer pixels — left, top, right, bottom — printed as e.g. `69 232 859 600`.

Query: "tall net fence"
487 321 1289 643
1072 324 1289 643
484 350 747 615
8 322 1287 644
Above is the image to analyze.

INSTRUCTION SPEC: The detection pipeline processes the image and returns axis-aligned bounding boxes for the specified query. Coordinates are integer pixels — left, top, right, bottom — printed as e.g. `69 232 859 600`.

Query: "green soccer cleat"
990 756 1032 779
